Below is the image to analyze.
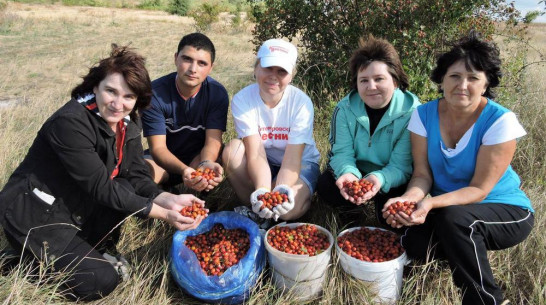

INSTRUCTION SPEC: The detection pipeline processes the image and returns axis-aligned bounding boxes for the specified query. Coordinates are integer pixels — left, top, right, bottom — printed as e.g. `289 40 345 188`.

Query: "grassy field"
1 2 545 304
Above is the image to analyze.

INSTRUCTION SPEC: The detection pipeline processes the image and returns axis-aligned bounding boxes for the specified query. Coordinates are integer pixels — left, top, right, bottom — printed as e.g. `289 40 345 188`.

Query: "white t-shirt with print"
232 83 320 165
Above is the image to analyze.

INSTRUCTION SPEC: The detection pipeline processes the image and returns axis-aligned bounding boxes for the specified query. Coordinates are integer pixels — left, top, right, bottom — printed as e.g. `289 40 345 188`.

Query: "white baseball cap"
257 39 298 74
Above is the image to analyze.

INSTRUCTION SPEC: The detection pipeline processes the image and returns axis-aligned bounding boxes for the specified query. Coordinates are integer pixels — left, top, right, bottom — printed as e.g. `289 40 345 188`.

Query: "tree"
249 0 526 106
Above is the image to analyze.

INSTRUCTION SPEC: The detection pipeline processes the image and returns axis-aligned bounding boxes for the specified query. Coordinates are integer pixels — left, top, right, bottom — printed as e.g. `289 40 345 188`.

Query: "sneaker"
500 300 511 305
102 253 130 282
234 206 275 230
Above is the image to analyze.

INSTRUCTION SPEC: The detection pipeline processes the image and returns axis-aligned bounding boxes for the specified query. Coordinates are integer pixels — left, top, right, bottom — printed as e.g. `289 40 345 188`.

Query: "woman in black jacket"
0 45 205 300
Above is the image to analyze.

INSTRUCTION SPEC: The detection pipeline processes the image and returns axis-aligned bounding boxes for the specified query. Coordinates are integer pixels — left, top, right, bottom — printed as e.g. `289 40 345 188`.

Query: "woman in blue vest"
383 32 534 305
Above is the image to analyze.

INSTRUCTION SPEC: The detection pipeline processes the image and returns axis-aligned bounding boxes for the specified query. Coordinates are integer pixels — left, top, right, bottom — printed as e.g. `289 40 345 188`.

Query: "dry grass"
1 3 545 305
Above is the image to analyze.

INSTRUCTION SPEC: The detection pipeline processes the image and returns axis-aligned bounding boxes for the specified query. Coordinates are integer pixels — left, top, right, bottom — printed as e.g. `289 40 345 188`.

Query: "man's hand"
183 167 208 191
199 161 224 192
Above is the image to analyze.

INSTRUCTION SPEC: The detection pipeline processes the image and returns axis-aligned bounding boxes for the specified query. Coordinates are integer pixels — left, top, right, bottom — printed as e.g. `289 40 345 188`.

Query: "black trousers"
401 203 534 305
316 170 407 230
4 204 126 301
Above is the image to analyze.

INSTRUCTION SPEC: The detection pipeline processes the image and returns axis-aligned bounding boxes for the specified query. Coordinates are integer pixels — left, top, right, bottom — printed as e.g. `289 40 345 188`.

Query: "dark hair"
177 32 216 63
431 31 502 99
349 35 409 91
71 44 152 121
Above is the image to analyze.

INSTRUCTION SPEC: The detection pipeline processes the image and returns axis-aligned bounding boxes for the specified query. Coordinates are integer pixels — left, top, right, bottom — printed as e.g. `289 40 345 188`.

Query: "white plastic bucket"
336 227 409 304
265 223 334 301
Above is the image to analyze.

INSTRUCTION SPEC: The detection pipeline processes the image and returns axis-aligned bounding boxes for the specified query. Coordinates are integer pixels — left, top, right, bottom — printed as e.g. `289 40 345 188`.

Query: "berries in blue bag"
170 211 265 304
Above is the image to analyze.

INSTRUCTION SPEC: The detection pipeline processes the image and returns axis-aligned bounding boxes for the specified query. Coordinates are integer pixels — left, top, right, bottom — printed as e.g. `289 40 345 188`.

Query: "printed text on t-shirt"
259 126 290 141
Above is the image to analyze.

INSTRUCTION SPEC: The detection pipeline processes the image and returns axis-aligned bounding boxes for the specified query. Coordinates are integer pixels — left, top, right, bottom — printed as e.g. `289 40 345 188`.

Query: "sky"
513 0 546 22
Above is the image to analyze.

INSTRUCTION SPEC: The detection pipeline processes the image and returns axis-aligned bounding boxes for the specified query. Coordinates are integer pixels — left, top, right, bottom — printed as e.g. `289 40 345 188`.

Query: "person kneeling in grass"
222 39 320 227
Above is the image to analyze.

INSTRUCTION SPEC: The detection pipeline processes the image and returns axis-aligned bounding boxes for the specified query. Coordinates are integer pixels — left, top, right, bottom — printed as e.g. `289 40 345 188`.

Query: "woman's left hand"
392 198 432 227
153 192 206 212
360 175 381 202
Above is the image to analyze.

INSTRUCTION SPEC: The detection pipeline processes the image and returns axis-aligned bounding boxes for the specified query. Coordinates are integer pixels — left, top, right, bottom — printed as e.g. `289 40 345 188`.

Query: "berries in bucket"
336 227 409 303
266 224 330 256
337 226 403 262
265 223 334 301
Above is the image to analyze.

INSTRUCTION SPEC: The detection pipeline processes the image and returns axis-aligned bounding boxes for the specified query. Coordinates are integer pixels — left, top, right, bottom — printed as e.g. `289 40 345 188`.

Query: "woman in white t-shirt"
222 39 320 224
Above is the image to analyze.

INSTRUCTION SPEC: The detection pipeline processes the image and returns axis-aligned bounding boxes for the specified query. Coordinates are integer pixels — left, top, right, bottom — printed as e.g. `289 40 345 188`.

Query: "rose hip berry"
337 227 404 262
342 179 373 200
191 168 217 181
184 223 250 276
387 201 417 216
179 203 207 219
258 191 288 210
267 224 330 256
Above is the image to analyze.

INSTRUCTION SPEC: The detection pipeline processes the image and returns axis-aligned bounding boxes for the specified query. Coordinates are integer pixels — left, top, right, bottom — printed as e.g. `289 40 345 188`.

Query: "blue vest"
417 99 533 212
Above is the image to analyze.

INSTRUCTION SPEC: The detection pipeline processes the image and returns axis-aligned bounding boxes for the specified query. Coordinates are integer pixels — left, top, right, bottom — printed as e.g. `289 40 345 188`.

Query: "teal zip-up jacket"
327 88 420 192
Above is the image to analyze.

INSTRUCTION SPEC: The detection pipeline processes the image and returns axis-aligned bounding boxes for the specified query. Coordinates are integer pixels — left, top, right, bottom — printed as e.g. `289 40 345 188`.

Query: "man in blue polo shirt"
141 33 228 192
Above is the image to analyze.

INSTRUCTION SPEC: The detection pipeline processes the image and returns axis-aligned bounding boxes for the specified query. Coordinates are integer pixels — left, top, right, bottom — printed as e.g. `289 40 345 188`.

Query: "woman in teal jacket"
317 36 419 228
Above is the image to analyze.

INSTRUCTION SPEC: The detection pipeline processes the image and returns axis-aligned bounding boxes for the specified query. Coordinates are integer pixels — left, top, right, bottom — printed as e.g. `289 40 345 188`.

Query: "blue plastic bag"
170 211 265 304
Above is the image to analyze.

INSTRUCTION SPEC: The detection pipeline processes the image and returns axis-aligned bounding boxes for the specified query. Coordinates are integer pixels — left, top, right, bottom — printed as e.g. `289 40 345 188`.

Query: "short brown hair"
349 36 409 91
431 31 501 99
71 44 152 120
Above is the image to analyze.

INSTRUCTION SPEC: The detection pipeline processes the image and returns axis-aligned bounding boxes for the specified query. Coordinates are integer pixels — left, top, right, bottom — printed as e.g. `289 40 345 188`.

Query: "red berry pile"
179 203 207 219
387 201 417 216
337 227 404 262
184 223 250 276
191 168 217 181
267 224 330 256
258 191 288 210
342 179 373 200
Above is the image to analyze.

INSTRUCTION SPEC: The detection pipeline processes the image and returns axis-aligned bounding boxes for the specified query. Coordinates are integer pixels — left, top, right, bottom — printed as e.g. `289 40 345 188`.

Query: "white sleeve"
482 112 526 145
407 109 427 137
232 89 258 138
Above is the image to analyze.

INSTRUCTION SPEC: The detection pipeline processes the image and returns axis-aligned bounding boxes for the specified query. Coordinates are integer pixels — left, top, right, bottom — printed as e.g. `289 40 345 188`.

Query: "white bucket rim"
336 226 408 266
265 222 334 259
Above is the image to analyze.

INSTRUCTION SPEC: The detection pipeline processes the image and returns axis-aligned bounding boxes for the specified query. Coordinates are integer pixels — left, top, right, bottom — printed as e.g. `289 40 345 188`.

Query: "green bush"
61 0 97 6
168 0 190 16
189 2 220 32
249 0 527 106
137 0 164 10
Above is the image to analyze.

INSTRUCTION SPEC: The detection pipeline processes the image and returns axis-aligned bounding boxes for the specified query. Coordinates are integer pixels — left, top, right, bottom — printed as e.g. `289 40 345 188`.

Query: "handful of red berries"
387 201 417 216
257 191 289 210
337 227 404 262
179 203 208 219
191 168 217 181
342 179 374 201
184 223 250 276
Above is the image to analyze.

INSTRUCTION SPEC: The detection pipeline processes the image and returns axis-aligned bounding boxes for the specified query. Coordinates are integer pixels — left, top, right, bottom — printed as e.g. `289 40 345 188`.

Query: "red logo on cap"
269 46 289 54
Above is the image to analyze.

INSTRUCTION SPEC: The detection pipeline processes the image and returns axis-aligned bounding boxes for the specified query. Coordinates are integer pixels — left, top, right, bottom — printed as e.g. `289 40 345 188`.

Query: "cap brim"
260 57 294 74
